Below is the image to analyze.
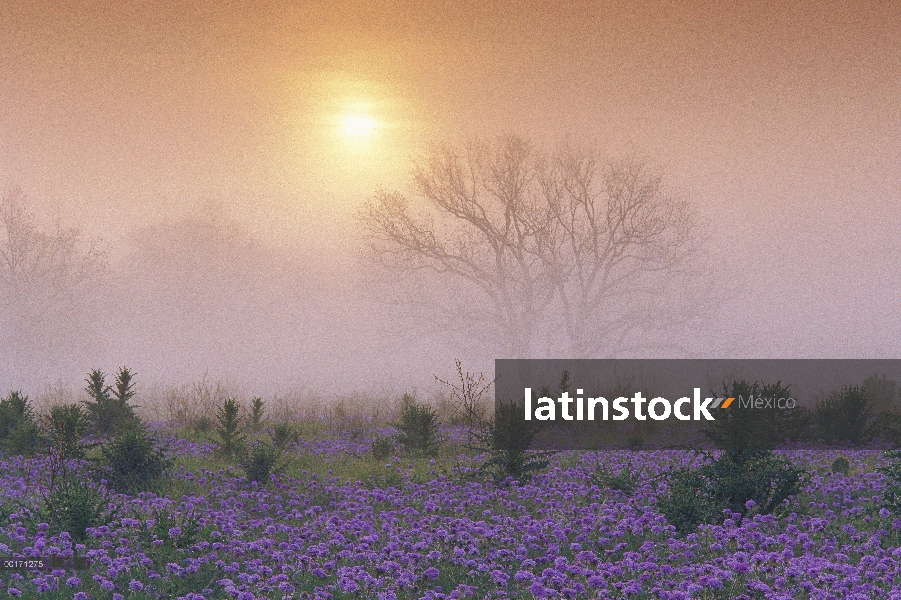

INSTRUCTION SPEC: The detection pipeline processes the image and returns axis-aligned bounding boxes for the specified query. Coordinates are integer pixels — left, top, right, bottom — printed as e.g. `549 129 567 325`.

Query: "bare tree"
0 188 107 330
360 135 704 357
540 144 702 356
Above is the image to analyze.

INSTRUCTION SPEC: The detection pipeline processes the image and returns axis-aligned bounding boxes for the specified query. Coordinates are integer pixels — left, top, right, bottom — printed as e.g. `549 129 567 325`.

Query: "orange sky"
1 1 900 390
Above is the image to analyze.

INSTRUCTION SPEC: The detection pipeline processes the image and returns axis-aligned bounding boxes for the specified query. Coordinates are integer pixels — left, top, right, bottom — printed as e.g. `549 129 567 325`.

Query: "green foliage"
43 404 90 459
658 450 808 534
249 397 266 431
477 400 549 482
395 397 440 456
813 384 874 445
215 397 246 458
192 416 212 434
272 422 300 448
96 426 172 494
590 461 643 495
238 440 288 485
831 455 851 476
0 391 32 439
82 368 141 437
703 380 809 451
28 454 119 542
371 435 394 460
0 392 43 457
878 450 901 517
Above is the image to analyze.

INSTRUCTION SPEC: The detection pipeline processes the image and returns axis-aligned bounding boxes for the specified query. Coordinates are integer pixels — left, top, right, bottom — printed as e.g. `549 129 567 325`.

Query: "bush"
42 404 90 459
239 441 288 485
590 461 643 495
371 435 394 461
831 455 851 476
192 416 212 434
215 398 246 458
28 455 119 542
96 426 172 494
477 400 550 482
395 397 440 456
83 368 141 437
272 422 300 448
813 384 874 445
878 450 901 517
249 397 266 431
658 450 808 534
0 392 43 456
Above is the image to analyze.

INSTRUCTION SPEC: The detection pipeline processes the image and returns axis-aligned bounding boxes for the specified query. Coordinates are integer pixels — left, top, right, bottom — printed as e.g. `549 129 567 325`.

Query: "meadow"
1 377 901 600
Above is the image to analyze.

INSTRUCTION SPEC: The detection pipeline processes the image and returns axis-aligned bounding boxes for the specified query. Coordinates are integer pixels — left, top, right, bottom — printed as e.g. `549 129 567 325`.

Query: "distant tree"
0 188 106 332
360 135 703 357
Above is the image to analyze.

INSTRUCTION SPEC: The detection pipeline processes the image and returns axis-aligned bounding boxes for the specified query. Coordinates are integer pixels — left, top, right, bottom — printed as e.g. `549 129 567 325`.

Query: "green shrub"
590 461 643 495
0 392 43 456
371 435 394 460
878 450 901 517
96 426 172 494
238 441 288 485
29 455 119 542
83 368 141 437
658 450 808 534
249 397 265 431
395 397 440 456
0 391 33 439
43 404 90 459
192 416 212 434
831 455 851 476
272 422 300 448
215 398 246 458
813 384 875 445
477 400 549 482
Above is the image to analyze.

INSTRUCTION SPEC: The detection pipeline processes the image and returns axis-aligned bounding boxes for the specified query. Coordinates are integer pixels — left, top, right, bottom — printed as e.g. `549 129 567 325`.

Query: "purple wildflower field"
2 427 901 600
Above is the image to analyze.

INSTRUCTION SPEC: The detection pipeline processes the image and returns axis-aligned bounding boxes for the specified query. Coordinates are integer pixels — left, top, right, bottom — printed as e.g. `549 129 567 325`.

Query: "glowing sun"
340 113 378 140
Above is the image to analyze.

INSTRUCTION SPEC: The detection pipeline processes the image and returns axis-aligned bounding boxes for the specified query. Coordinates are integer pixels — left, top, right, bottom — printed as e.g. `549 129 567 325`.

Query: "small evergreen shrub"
43 404 90 460
395 397 440 456
83 368 141 437
239 441 287 485
216 398 246 458
371 435 394 461
878 450 901 517
831 455 851 476
813 385 874 445
658 450 808 534
28 455 118 542
249 397 266 431
590 461 643 495
96 426 172 494
272 422 300 448
478 400 549 482
0 392 42 456
192 416 212 434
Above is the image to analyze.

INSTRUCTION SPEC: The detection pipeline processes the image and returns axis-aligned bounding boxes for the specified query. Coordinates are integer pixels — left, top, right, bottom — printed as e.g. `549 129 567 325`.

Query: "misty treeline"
2 134 718 395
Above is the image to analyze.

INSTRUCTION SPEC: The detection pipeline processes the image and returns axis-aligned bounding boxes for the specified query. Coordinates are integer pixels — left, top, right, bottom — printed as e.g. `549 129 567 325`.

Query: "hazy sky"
1 1 900 397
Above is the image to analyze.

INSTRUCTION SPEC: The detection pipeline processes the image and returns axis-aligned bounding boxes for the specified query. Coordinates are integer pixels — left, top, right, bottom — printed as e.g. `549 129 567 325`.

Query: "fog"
1 1 899 404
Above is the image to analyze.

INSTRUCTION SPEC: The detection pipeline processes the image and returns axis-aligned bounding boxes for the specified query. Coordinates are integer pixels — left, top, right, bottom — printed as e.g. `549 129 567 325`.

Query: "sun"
340 113 378 140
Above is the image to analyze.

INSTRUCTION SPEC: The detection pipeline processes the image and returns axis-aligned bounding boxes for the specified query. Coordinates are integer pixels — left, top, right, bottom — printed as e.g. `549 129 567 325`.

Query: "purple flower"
66 576 81 588
745 499 756 509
